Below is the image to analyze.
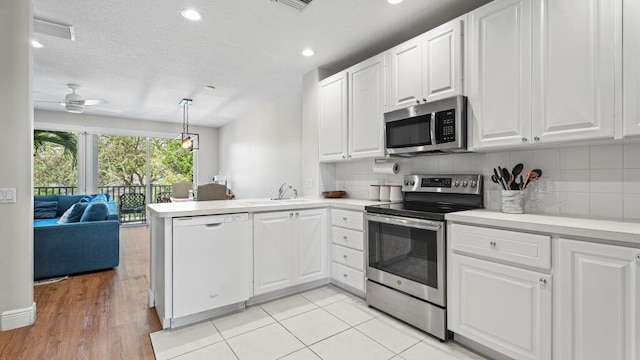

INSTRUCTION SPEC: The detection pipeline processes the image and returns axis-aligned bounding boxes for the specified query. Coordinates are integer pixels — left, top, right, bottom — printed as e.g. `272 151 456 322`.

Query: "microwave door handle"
430 112 436 145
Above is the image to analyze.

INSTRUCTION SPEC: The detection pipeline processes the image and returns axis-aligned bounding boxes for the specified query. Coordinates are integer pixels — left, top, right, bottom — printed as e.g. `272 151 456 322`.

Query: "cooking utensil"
493 168 506 190
531 169 542 178
519 174 524 190
512 163 524 178
501 167 511 188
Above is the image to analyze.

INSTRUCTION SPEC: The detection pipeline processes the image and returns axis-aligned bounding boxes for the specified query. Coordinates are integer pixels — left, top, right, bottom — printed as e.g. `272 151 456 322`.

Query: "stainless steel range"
365 174 483 340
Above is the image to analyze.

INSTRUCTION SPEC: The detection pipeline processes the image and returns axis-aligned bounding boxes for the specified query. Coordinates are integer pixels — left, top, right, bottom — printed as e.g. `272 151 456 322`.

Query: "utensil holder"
501 190 524 214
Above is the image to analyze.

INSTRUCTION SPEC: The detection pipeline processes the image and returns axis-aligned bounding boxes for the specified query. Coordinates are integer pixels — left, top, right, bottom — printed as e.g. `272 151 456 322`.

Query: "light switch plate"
0 188 16 203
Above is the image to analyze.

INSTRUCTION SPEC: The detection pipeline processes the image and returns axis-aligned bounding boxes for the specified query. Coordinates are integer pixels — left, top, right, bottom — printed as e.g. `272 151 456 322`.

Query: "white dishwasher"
172 213 250 319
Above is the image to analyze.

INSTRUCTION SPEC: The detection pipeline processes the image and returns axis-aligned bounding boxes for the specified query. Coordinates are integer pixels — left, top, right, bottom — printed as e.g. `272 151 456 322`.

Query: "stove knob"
453 180 460 187
462 180 469 187
404 180 409 186
470 180 477 188
409 180 415 186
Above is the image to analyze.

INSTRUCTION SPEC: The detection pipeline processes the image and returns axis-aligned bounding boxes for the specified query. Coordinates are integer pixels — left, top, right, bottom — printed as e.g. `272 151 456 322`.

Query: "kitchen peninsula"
147 198 379 329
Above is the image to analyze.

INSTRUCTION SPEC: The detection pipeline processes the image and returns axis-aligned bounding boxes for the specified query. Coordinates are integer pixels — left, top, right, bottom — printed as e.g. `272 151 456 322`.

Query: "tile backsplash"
324 142 640 221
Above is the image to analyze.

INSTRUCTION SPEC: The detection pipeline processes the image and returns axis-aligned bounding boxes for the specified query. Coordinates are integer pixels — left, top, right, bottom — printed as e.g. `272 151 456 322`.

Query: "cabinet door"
449 254 552 360
319 71 348 162
253 212 294 295
623 0 640 136
557 239 639 360
423 18 463 102
295 209 327 283
348 53 387 159
389 36 423 111
468 0 533 150
531 0 617 143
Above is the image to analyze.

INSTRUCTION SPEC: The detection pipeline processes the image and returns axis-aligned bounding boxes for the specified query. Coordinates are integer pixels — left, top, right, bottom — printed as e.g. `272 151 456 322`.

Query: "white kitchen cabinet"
319 71 348 161
172 214 251 321
348 53 388 159
531 0 618 143
254 209 327 296
329 209 365 293
467 0 533 150
469 0 619 150
389 18 463 111
556 238 639 360
623 0 640 136
450 255 552 360
449 223 552 360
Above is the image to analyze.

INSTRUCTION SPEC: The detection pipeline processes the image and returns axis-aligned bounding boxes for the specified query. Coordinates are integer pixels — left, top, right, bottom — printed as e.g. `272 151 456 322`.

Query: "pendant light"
179 98 199 151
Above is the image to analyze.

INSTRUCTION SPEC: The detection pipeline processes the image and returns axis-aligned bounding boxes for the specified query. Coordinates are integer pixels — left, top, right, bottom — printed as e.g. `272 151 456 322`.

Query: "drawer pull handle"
343 255 348 260
342 217 348 221
636 254 640 261
343 273 348 278
343 235 348 240
489 241 497 248
539 278 547 286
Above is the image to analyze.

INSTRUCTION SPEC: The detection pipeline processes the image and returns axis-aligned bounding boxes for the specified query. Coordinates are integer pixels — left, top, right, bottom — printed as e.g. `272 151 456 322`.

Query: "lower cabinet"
329 209 365 292
253 209 327 296
556 238 640 360
449 254 552 360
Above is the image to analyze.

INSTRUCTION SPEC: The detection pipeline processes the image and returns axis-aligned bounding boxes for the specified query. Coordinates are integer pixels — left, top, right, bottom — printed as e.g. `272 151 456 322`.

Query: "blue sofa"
33 194 120 280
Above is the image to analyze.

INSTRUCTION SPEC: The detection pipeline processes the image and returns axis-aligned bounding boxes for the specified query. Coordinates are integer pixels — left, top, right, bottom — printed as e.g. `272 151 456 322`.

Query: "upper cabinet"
319 53 388 162
469 0 620 150
531 0 617 143
624 0 640 136
389 18 463 111
319 71 349 161
467 0 533 150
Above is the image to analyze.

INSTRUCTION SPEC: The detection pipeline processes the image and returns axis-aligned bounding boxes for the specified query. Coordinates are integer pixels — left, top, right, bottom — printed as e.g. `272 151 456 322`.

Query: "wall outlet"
536 177 549 193
336 180 346 190
305 178 312 189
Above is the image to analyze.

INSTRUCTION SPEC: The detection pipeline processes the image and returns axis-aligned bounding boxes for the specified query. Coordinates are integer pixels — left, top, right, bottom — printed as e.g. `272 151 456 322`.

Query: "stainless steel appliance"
365 174 483 340
385 95 467 156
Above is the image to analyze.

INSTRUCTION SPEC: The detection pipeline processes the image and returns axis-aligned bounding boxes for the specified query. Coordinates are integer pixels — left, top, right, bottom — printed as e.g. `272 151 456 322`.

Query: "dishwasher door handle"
204 223 223 228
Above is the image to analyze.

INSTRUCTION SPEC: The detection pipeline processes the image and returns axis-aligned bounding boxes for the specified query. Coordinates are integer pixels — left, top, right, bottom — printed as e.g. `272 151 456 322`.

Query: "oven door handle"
364 212 442 231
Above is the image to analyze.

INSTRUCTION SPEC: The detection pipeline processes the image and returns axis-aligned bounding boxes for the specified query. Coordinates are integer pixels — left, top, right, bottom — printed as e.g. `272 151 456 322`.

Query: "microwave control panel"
434 109 456 143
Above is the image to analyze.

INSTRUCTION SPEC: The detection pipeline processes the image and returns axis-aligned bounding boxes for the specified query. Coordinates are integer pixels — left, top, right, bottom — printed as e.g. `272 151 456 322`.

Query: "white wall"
218 92 303 199
34 110 219 187
330 143 640 221
0 0 35 330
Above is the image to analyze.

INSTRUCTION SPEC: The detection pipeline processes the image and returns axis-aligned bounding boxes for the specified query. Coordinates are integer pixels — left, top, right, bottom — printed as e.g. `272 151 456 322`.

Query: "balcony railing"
34 184 174 224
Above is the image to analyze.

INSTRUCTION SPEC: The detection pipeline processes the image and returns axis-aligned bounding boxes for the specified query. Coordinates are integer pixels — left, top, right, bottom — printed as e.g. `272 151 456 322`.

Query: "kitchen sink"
239 198 320 206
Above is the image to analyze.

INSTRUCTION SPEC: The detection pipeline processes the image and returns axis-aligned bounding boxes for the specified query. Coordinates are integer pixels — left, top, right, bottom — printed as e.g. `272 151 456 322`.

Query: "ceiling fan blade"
82 99 108 106
34 91 61 99
34 100 64 104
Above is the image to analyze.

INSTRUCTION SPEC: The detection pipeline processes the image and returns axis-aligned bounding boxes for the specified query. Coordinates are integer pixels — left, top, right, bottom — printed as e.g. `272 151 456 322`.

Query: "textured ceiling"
33 0 491 128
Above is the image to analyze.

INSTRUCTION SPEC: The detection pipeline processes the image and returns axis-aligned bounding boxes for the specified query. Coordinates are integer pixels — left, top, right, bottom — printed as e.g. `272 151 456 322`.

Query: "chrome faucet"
277 182 298 199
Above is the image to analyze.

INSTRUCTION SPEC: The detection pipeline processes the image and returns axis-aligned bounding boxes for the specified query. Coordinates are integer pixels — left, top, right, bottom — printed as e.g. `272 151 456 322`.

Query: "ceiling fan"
35 84 108 114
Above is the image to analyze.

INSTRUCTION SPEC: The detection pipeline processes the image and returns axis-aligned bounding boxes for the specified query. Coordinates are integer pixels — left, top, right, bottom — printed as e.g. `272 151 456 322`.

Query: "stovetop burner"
365 174 484 220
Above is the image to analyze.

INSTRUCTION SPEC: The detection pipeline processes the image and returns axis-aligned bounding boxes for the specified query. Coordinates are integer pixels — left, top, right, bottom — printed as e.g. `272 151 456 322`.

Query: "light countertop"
446 209 640 246
147 197 388 218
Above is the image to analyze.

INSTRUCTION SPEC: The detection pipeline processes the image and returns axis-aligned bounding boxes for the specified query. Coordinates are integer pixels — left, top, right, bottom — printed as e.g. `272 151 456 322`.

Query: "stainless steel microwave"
385 95 467 156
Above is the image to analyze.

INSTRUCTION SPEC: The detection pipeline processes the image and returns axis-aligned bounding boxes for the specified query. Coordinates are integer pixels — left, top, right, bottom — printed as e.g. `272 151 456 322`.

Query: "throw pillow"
80 202 108 222
90 194 109 203
34 201 58 219
79 195 93 203
66 203 88 223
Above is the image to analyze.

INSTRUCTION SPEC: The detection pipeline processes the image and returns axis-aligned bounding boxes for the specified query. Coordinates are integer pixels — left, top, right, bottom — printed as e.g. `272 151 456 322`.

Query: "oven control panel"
403 174 482 195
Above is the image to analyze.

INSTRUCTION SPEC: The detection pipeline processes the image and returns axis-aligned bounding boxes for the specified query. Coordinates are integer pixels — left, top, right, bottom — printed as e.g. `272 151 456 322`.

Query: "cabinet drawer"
451 224 551 270
331 226 364 251
331 209 363 231
332 262 364 291
332 244 364 271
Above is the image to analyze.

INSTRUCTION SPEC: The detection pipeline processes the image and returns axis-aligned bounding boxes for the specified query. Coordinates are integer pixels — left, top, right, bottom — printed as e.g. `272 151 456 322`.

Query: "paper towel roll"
373 162 399 174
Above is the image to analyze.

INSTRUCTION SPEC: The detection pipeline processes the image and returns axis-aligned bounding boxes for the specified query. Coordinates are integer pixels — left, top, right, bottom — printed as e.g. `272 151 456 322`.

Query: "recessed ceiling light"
205 85 216 90
388 0 404 4
31 40 44 48
302 48 315 57
181 9 202 21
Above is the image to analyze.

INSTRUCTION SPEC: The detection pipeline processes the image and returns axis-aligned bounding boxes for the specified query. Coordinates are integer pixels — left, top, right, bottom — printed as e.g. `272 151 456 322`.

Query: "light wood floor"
0 226 162 360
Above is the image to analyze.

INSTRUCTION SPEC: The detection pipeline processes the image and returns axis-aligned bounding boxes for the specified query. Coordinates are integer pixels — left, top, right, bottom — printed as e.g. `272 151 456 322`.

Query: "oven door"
365 212 445 307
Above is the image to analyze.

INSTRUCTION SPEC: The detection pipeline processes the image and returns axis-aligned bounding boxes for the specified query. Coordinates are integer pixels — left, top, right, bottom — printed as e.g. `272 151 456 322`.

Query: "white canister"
369 185 380 201
501 190 524 214
379 185 391 201
389 185 403 201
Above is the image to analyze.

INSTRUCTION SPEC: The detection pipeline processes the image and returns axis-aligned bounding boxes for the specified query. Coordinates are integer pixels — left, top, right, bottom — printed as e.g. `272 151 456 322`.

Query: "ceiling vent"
34 17 76 41
271 0 313 11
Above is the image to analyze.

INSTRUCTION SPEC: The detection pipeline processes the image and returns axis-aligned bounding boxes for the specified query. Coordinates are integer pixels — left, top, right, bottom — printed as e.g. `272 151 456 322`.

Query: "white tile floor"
150 285 487 360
